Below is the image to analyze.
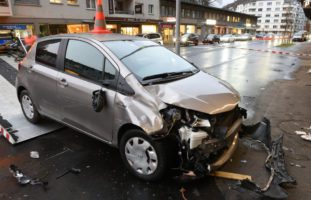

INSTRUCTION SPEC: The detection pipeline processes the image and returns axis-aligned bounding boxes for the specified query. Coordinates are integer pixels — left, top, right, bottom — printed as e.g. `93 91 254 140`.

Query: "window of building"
67 0 77 4
258 8 262 11
36 39 61 68
65 40 106 82
258 20 261 23
280 25 286 29
252 2 256 6
265 19 270 22
181 9 185 17
168 7 173 16
275 14 279 17
275 7 280 11
258 2 263 6
273 25 278 28
50 0 62 3
276 2 281 5
266 8 271 11
249 8 255 12
15 0 40 5
267 2 272 5
86 0 95 9
266 14 270 17
265 25 269 28
281 19 286 23
274 19 278 22
148 4 153 14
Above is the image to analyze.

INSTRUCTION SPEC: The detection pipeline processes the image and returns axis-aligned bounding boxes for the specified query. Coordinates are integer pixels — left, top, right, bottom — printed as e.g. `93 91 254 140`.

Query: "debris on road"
295 130 307 135
179 187 188 200
56 167 81 179
30 151 40 159
240 160 248 163
9 165 48 187
210 171 252 181
295 126 311 142
240 118 296 199
290 163 306 168
301 134 311 142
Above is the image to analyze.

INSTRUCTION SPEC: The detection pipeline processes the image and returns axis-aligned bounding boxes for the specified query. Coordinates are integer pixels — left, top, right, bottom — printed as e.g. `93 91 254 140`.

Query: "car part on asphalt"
30 151 40 159
238 118 296 199
56 168 81 179
9 164 48 187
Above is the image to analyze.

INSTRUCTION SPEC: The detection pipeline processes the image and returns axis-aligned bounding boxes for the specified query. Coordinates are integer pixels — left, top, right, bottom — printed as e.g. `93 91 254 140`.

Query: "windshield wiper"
120 45 158 60
142 69 199 81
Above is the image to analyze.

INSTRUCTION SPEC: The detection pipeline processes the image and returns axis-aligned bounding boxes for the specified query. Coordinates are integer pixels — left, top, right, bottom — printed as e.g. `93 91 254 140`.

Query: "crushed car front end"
159 105 246 176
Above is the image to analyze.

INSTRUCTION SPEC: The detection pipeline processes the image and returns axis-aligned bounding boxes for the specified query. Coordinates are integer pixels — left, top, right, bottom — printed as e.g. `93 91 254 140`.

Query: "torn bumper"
203 118 242 171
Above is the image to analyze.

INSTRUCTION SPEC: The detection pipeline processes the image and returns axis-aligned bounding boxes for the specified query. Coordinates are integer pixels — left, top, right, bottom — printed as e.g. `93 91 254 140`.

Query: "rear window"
35 39 61 68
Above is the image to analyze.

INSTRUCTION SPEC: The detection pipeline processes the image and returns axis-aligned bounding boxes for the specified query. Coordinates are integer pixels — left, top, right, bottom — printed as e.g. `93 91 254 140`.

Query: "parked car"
179 33 199 46
255 33 265 39
17 33 244 181
136 33 163 45
292 32 307 42
264 33 275 40
202 34 220 44
234 33 252 41
219 34 235 42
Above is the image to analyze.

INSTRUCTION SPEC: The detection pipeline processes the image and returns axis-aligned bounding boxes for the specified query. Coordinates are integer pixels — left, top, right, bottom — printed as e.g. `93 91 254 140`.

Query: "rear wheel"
120 129 168 181
20 90 41 123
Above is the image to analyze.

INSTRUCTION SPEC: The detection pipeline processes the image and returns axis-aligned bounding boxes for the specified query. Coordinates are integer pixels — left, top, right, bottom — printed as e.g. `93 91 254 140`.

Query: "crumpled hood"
144 71 240 115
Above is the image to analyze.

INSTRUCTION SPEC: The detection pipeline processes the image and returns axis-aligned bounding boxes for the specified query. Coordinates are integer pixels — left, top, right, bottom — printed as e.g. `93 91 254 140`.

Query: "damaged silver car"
16 33 246 181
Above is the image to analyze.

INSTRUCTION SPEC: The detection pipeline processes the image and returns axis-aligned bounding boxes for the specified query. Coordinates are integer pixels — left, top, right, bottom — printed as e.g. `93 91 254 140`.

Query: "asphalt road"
0 40 308 200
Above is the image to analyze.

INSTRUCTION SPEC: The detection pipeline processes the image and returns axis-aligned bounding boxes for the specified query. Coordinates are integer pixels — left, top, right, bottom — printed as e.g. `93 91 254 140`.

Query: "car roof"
38 33 147 42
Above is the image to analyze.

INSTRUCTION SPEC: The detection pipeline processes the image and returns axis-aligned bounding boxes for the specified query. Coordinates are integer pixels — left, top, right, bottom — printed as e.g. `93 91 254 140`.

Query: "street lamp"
175 0 181 55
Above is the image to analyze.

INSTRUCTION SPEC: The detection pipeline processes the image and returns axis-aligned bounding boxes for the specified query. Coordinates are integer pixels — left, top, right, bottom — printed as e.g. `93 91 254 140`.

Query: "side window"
104 59 117 80
64 40 104 82
35 39 61 68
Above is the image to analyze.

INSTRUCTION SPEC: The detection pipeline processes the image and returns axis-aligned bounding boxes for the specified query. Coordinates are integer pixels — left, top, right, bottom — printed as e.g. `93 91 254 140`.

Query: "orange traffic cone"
91 0 111 34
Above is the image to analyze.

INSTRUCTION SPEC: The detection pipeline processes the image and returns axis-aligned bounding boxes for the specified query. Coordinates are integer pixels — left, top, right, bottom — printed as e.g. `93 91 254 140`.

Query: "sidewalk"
252 42 311 199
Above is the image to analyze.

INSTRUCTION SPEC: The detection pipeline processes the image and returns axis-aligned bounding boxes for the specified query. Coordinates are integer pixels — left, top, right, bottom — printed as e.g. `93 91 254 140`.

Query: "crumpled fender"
112 74 167 145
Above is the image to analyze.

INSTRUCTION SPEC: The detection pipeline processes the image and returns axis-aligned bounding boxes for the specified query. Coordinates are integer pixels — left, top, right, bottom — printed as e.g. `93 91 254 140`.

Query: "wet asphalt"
0 40 307 200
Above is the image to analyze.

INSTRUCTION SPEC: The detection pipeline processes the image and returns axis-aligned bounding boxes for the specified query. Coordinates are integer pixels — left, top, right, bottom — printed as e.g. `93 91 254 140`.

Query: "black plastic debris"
239 118 296 199
9 165 48 187
56 167 81 179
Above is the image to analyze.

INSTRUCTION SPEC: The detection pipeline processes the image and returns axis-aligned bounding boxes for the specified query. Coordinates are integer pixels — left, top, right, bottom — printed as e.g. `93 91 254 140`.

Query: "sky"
213 0 235 8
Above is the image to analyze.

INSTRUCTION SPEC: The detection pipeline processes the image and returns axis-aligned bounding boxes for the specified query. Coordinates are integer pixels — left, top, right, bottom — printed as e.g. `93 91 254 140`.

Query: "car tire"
20 90 41 124
119 129 168 181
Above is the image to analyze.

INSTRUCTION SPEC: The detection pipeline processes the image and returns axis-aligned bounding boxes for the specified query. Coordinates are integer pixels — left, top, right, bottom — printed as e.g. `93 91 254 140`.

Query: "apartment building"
160 0 257 43
224 0 308 34
0 0 160 37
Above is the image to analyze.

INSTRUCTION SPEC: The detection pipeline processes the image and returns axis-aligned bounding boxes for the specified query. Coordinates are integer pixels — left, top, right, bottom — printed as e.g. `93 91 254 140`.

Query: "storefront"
67 24 90 34
141 25 157 34
0 24 34 38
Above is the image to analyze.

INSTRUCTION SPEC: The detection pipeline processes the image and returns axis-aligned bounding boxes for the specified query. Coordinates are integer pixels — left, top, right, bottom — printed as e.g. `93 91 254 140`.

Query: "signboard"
135 4 142 14
0 0 12 16
0 24 27 30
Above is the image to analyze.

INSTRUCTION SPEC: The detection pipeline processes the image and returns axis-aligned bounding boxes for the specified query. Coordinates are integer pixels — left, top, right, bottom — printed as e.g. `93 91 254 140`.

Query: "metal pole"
175 0 181 55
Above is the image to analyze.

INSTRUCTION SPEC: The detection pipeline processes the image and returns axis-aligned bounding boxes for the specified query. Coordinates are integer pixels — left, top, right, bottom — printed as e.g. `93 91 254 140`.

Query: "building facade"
224 0 308 34
160 0 257 44
0 0 160 37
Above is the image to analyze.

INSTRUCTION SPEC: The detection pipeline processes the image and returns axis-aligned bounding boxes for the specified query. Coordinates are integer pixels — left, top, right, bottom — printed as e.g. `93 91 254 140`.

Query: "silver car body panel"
145 71 240 115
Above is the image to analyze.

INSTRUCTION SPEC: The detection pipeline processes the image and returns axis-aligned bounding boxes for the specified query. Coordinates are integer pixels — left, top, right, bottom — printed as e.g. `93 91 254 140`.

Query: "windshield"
103 40 198 81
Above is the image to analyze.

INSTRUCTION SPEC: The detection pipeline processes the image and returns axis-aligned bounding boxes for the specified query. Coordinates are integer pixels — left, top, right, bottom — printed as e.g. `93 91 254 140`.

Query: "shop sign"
135 4 142 14
161 24 174 28
0 0 13 16
205 19 216 25
0 24 27 30
163 17 176 22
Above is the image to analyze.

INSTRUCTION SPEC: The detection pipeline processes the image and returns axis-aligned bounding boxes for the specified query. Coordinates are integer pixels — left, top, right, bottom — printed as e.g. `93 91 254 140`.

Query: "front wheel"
119 129 168 181
20 90 41 123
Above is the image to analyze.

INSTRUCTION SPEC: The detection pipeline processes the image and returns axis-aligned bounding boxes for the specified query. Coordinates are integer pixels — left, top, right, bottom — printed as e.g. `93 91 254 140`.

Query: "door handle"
59 78 68 87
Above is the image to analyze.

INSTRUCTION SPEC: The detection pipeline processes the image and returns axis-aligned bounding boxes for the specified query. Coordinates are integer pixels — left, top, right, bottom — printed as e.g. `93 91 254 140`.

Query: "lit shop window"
50 0 62 3
67 0 78 5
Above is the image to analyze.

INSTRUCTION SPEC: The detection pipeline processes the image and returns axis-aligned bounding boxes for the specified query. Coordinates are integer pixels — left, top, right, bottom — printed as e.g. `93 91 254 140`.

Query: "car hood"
144 71 240 115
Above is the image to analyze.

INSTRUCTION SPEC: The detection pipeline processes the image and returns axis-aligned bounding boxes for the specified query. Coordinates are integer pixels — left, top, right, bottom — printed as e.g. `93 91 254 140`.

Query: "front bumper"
199 118 242 172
